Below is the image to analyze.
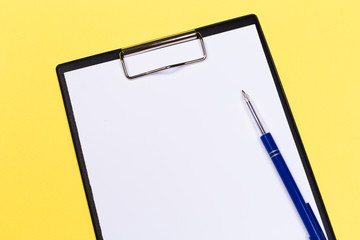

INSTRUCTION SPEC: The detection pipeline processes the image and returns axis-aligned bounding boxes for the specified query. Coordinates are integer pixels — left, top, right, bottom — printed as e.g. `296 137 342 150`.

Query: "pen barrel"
260 133 326 240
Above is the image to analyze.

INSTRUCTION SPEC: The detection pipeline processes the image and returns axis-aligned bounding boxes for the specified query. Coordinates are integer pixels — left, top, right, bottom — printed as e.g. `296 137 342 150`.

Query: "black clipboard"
56 14 335 240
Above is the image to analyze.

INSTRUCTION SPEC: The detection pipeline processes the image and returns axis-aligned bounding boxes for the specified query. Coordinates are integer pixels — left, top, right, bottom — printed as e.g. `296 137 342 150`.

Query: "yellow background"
1 0 359 239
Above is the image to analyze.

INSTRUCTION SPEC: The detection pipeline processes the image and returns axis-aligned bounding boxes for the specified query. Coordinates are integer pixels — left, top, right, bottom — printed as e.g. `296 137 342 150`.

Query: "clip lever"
120 31 207 79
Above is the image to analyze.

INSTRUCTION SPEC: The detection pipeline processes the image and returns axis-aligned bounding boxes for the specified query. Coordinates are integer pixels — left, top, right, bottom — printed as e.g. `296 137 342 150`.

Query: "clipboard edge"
56 66 104 240
55 14 257 74
252 17 336 239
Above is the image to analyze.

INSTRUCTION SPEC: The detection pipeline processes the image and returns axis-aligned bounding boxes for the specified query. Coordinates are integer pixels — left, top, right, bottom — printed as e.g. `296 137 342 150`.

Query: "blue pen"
242 90 326 240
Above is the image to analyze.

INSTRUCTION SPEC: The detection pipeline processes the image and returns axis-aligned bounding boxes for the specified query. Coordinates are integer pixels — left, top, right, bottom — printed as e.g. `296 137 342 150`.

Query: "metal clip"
119 31 207 79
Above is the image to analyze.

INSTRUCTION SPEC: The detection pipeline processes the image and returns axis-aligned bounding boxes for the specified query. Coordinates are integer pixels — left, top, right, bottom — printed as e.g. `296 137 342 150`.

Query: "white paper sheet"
64 24 325 240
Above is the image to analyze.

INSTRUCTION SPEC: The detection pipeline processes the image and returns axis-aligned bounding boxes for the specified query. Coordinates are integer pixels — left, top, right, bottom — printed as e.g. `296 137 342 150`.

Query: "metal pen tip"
242 90 266 135
242 90 249 102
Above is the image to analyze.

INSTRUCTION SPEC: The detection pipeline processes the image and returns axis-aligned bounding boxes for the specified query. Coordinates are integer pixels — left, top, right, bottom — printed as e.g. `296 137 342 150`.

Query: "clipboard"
56 15 335 240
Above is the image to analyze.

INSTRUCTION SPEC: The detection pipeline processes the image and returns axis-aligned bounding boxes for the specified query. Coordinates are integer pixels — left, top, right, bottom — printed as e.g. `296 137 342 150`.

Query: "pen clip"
306 203 326 240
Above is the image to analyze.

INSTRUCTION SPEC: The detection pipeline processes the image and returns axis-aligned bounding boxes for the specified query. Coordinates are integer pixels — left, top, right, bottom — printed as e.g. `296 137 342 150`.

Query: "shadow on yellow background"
1 0 359 239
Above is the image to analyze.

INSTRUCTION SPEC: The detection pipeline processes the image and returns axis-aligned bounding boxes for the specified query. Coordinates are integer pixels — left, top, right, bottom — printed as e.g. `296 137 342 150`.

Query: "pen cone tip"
242 90 248 101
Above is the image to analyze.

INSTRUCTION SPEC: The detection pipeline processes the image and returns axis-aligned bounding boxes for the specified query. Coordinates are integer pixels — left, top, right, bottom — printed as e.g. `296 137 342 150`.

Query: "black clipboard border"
56 14 336 240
